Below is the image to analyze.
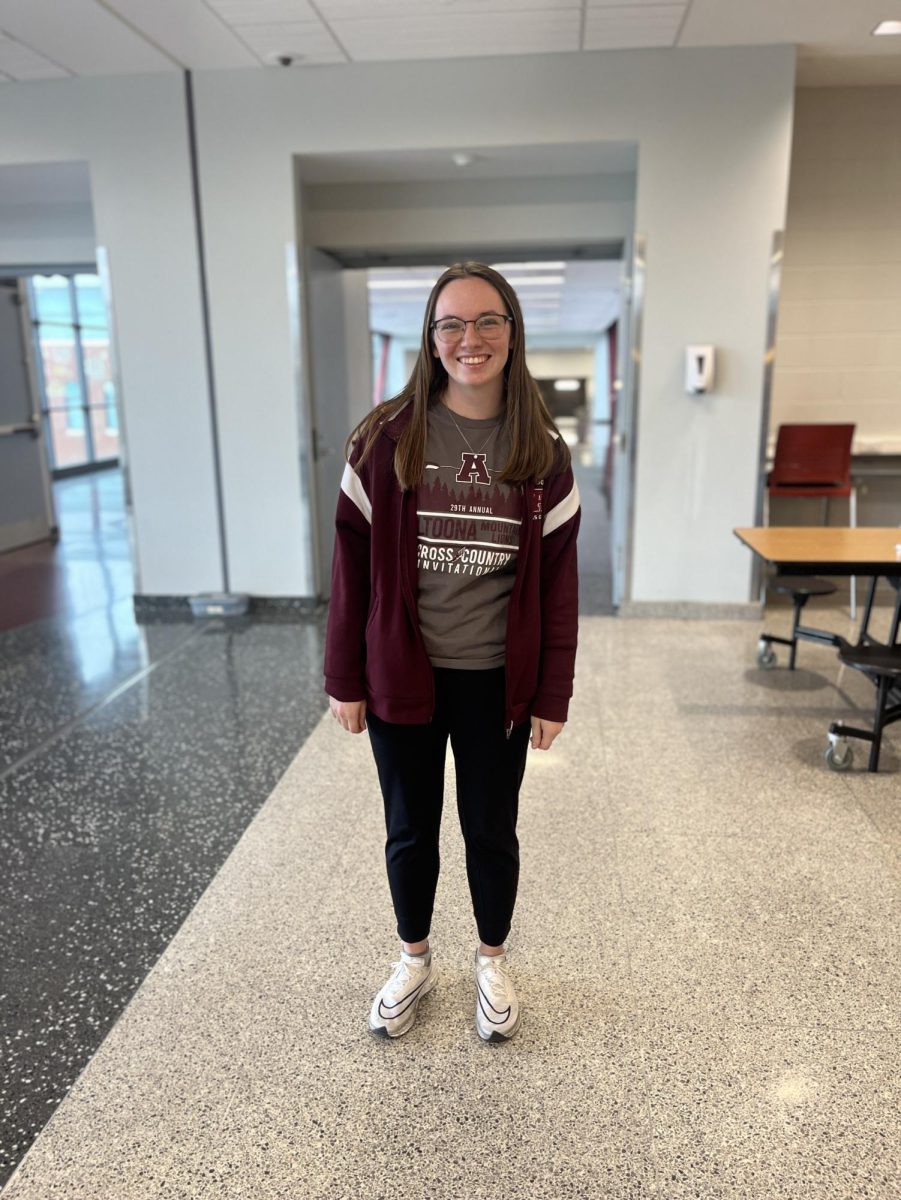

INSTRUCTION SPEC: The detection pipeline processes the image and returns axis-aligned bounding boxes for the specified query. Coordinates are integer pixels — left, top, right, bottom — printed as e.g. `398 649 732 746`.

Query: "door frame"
610 233 645 609
297 241 639 606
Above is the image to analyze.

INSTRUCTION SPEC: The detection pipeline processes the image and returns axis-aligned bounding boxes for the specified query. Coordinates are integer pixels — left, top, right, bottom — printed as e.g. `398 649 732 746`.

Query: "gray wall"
194 47 795 603
0 74 222 595
0 45 796 603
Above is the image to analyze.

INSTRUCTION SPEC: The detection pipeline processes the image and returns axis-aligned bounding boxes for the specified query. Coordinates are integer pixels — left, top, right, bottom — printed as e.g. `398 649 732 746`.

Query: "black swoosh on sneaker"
378 970 430 1021
476 979 511 1025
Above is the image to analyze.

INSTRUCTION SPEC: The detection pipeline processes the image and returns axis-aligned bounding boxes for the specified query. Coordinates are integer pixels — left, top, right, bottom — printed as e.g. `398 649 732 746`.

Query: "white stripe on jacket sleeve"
340 461 372 524
543 480 580 537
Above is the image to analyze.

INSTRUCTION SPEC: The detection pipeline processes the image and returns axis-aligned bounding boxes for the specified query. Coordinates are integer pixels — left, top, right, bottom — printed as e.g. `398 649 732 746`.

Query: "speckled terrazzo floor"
0 610 328 1190
2 603 898 1199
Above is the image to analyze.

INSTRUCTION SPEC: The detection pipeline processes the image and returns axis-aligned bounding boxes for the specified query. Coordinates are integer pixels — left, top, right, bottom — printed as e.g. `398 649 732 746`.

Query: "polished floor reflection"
0 608 328 1189
0 471 328 1189
0 470 134 632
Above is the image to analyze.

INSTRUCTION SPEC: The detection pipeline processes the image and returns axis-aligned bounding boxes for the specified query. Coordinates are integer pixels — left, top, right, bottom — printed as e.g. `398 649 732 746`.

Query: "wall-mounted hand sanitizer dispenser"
685 345 715 395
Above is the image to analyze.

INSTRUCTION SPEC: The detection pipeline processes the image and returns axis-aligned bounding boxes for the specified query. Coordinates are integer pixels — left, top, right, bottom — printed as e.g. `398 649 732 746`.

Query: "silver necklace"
442 404 500 456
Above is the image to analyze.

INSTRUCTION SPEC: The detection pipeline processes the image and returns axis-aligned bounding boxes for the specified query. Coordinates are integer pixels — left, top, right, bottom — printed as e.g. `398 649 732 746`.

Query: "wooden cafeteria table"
734 526 901 579
734 526 901 771
734 526 901 647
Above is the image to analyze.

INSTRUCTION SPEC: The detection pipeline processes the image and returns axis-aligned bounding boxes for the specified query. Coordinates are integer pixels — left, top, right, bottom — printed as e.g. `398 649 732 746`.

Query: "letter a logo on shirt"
456 452 491 485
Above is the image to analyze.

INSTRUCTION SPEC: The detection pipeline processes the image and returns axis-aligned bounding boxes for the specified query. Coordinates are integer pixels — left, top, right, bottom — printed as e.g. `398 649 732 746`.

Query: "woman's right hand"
329 696 367 734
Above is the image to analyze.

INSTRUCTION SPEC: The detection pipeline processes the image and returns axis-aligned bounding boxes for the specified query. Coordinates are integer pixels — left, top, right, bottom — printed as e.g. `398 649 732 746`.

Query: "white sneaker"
474 949 521 1042
368 950 436 1039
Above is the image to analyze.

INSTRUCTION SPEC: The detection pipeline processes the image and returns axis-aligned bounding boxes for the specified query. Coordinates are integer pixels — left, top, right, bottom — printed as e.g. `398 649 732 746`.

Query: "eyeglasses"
430 314 513 343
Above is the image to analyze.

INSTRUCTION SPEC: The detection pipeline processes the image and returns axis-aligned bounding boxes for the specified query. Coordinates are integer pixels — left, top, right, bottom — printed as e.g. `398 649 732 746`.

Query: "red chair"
766 423 858 616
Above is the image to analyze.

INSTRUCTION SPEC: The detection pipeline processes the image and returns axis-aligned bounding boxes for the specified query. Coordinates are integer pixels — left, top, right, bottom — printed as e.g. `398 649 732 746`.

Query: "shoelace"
478 957 512 1002
386 958 425 996
387 960 410 988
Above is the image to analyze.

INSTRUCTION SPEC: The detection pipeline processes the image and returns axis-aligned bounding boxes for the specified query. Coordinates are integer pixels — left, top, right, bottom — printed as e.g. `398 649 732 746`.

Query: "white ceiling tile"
584 5 684 51
586 4 686 23
233 21 347 63
0 29 70 81
0 0 178 75
0 0 894 85
205 0 318 22
318 1 580 16
107 0 261 69
679 0 892 50
587 0 681 6
333 11 581 62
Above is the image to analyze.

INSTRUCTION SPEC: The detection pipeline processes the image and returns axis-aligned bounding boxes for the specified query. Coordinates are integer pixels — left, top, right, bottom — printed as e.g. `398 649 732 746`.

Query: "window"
28 273 120 471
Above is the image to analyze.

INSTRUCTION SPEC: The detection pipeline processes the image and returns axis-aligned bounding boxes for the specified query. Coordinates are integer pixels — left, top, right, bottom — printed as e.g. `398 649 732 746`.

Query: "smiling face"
431 277 512 402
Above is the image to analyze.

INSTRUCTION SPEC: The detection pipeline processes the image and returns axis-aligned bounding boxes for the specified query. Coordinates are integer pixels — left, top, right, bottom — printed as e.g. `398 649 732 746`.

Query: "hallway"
573 456 614 617
0 471 133 632
2 603 897 1197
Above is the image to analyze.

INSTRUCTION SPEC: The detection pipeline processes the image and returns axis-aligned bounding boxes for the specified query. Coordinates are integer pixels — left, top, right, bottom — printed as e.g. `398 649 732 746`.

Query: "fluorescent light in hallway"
491 261 567 271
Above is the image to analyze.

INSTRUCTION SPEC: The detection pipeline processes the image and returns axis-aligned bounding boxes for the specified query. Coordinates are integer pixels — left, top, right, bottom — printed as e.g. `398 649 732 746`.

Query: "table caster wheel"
825 737 853 771
757 640 776 669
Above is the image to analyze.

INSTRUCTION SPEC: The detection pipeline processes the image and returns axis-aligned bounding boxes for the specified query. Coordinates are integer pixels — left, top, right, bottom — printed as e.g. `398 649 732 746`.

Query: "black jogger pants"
366 666 531 947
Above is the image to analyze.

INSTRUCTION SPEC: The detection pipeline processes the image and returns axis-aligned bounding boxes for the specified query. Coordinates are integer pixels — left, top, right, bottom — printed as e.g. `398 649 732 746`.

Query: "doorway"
294 141 640 611
26 272 122 474
0 264 132 630
303 252 627 615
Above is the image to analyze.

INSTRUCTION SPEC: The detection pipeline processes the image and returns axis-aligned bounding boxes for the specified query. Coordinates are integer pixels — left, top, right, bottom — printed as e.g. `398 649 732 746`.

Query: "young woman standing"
324 262 580 1041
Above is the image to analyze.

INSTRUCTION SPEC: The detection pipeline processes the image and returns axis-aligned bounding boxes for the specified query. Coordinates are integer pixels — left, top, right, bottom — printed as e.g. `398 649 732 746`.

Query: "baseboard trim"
619 600 763 620
133 595 323 624
0 516 52 554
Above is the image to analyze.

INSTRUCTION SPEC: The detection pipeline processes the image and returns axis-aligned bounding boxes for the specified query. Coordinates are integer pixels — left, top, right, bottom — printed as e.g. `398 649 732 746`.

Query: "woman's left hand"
530 715 565 751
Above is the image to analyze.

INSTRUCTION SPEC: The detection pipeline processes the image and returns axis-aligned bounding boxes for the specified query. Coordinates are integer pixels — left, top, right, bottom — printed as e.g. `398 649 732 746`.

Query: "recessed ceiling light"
367 279 438 289
506 276 565 287
873 20 901 35
492 261 567 271
554 380 581 392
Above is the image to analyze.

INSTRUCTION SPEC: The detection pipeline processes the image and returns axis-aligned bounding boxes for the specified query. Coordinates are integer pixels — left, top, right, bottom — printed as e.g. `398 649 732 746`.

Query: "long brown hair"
347 261 570 489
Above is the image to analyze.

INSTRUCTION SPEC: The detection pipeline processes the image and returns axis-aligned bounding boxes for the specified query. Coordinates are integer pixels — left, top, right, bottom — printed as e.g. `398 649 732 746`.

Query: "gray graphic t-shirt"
416 402 523 669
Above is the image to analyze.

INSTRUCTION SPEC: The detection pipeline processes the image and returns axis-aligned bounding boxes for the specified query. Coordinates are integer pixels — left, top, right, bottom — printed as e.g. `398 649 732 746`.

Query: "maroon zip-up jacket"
323 402 580 731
